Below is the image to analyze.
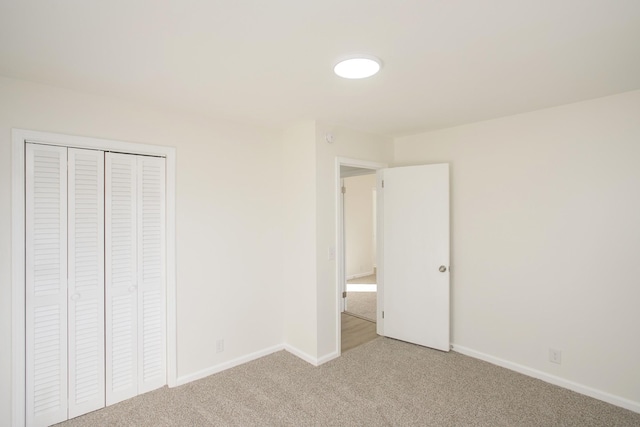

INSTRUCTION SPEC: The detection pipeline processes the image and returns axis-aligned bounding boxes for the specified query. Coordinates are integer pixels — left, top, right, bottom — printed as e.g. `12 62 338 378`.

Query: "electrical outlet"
549 348 561 364
216 339 224 353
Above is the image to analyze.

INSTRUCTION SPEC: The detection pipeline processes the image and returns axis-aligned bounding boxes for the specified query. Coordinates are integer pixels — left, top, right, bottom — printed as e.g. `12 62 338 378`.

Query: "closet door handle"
70 293 81 301
128 286 137 293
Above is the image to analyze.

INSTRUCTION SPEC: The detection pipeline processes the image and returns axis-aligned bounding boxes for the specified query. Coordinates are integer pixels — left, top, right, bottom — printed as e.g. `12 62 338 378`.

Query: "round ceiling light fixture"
333 55 382 79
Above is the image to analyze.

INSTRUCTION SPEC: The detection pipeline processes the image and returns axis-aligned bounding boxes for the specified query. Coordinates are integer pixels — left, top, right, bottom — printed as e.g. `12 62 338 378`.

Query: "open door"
378 164 450 351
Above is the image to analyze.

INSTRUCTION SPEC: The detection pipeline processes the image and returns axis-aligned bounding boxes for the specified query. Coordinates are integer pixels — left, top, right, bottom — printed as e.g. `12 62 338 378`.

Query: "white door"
25 143 68 427
136 155 167 393
105 153 167 404
105 153 139 405
24 143 166 424
67 148 105 418
26 146 106 426
378 164 450 351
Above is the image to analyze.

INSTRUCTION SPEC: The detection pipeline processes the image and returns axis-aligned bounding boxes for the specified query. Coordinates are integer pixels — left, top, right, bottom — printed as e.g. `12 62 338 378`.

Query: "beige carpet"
346 274 377 322
345 292 376 322
56 338 640 426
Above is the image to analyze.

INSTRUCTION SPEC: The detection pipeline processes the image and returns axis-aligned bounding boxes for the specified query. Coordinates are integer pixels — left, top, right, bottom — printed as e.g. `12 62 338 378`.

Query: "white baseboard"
174 342 340 387
175 343 284 386
283 344 320 366
282 344 339 367
346 270 375 280
317 350 339 365
452 344 640 414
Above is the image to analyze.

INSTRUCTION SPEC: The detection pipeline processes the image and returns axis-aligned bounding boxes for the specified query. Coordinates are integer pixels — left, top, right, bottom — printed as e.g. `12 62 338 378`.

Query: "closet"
25 143 166 427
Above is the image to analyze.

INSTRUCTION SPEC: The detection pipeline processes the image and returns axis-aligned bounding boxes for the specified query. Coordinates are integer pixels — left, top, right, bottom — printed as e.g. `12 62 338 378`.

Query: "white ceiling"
1 0 639 137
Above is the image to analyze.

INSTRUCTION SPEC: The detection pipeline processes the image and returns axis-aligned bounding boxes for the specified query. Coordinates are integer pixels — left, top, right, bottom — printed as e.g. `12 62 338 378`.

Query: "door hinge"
382 311 384 319
381 180 384 188
342 291 347 298
341 186 346 194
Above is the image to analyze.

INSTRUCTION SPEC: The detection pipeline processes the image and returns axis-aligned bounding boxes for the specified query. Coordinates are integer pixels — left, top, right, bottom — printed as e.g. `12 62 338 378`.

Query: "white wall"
344 174 376 278
394 90 640 409
6 74 637 421
0 76 284 424
315 124 393 358
282 121 318 359
279 122 393 363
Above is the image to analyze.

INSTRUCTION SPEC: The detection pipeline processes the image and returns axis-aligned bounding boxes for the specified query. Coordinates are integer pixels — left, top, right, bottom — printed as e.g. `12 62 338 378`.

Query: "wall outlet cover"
549 348 562 364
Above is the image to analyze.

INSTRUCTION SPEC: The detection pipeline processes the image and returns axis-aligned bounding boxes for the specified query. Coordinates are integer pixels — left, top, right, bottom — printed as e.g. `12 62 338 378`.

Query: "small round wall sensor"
325 133 335 144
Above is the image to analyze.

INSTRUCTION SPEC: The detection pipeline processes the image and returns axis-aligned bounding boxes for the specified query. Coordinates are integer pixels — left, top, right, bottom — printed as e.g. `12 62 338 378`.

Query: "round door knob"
70 293 81 301
439 265 447 273
128 286 137 293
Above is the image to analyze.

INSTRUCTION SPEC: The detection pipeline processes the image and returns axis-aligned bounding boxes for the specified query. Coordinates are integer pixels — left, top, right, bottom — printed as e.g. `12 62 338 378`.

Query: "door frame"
335 157 386 355
11 129 177 426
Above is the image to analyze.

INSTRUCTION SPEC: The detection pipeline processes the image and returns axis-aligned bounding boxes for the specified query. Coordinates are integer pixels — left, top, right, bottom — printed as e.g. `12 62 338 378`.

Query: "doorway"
343 173 377 322
337 158 386 354
336 159 451 356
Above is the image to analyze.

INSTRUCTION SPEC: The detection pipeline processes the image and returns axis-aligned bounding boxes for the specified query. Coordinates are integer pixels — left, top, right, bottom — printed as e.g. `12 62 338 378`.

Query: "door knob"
439 265 447 273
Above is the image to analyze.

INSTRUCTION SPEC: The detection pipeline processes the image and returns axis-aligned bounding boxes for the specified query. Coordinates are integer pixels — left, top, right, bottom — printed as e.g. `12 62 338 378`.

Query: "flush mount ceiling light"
333 55 382 79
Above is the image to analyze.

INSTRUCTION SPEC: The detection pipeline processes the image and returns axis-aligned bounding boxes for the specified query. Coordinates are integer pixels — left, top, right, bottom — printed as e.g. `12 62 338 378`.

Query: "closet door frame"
12 129 177 426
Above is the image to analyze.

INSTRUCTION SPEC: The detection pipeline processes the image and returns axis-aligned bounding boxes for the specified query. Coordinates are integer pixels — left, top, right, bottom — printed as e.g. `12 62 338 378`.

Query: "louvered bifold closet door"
26 143 68 427
137 156 166 393
105 153 139 405
67 148 105 418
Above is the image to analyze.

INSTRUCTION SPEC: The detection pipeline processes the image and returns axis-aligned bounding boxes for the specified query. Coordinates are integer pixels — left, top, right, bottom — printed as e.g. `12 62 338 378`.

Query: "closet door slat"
137 156 167 393
105 153 139 405
26 143 68 427
67 148 105 418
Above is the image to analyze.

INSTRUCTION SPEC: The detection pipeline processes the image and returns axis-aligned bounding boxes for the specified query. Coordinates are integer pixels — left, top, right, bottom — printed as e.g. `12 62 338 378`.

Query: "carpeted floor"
346 274 377 322
56 337 640 426
345 291 376 322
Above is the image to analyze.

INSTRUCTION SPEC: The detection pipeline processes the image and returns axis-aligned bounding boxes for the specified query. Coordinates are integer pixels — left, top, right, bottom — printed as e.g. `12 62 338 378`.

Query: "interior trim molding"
175 342 339 388
11 128 177 426
316 351 339 366
452 344 640 414
346 270 375 280
175 344 285 386
283 344 321 366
